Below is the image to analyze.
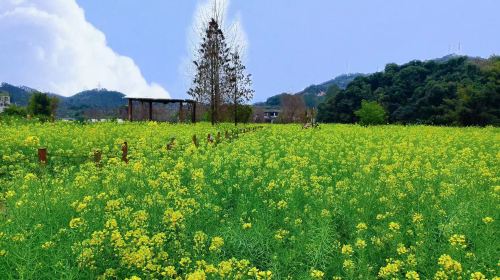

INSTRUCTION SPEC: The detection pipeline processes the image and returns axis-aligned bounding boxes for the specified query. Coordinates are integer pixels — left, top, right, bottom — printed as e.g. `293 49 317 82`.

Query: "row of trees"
317 56 500 126
188 17 254 126
2 92 58 121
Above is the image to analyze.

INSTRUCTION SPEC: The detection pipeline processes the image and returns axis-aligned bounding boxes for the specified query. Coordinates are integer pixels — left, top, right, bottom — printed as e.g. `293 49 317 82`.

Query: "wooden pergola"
125 97 197 123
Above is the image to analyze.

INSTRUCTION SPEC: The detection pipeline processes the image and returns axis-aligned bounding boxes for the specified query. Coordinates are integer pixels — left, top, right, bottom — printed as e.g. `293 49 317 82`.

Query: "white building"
0 92 10 113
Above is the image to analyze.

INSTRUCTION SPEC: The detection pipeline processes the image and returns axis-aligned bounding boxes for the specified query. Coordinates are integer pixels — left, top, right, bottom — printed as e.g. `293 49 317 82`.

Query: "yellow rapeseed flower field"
0 121 498 279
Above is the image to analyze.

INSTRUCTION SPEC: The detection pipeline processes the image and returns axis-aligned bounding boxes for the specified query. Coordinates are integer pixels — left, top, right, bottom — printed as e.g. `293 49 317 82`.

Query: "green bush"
355 100 387 125
1 105 27 118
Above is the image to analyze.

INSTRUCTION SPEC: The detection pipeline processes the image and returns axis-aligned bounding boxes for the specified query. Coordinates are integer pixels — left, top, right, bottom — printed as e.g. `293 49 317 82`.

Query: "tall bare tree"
280 94 307 123
188 18 231 125
226 51 254 125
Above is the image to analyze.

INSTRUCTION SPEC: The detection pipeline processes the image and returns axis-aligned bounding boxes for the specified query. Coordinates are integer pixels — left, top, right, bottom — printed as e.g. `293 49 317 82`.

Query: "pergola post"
128 99 133 121
148 101 153 121
192 102 196 123
125 97 195 123
179 102 184 122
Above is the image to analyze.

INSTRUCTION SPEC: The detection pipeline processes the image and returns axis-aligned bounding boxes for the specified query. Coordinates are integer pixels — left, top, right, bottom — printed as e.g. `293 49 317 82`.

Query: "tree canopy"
317 56 500 126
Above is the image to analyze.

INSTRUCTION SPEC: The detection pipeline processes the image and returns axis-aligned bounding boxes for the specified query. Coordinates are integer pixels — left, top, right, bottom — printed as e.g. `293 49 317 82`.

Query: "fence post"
167 137 175 150
121 142 129 163
94 149 102 165
192 135 198 147
38 147 47 164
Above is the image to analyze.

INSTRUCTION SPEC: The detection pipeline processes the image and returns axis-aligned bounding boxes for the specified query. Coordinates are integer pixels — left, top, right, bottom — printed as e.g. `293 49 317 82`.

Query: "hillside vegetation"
318 56 500 126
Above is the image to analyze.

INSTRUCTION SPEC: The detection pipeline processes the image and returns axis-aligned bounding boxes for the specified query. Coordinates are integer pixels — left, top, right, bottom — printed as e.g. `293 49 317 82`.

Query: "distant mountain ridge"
0 83 127 118
256 73 364 108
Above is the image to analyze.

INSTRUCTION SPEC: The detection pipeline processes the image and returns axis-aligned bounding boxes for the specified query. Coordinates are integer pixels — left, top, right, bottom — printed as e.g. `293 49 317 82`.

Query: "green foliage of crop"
0 122 498 279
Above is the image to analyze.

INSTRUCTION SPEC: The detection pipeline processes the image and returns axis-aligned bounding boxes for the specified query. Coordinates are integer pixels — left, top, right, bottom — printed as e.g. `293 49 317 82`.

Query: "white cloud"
180 0 249 89
0 0 170 98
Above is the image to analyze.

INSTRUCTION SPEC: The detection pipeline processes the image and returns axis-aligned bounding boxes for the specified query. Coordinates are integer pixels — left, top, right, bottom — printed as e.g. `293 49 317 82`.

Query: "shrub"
355 100 387 125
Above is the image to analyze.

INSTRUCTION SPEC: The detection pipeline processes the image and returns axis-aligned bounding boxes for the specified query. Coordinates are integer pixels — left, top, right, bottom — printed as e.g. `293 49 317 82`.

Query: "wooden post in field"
167 138 175 150
121 142 129 163
38 148 47 164
192 135 198 147
207 133 214 143
94 149 102 165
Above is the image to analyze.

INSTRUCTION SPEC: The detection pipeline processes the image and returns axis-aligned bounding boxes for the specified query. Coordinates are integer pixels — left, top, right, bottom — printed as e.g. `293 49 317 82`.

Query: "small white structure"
0 92 10 113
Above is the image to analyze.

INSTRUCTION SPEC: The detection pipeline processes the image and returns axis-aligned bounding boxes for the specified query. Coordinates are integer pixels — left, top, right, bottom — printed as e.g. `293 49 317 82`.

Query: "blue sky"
75 0 500 101
1 0 499 101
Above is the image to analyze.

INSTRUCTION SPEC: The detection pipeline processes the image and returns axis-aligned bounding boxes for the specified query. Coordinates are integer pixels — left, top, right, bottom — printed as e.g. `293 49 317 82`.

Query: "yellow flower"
209 236 224 252
105 200 121 212
133 162 143 172
69 217 84 229
24 173 37 181
412 213 424 224
437 254 462 274
378 260 401 279
397 243 409 255
321 209 330 217
4 190 15 199
242 222 252 229
179 257 191 267
274 229 289 241
105 218 118 229
163 208 184 229
218 260 233 276
482 217 494 224
194 231 208 250
126 276 141 280
257 270 272 280
41 241 54 249
356 222 368 232
277 200 288 209
406 271 420 280
355 239 366 249
24 136 40 146
449 234 467 249
341 244 353 256
470 272 486 280
388 222 400 231
187 270 206 280
310 269 325 279
434 270 448 280
342 259 354 270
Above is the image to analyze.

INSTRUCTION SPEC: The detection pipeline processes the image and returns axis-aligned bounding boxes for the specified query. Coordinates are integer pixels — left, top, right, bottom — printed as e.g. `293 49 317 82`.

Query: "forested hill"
0 83 126 117
257 73 363 107
317 56 500 126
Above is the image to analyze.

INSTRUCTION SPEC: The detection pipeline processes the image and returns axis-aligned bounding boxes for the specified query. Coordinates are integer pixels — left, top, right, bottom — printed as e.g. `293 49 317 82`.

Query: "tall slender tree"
188 18 231 125
226 51 254 125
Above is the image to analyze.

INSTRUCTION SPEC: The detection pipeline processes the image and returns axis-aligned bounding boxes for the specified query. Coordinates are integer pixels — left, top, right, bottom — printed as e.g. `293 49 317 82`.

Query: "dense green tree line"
317 56 500 126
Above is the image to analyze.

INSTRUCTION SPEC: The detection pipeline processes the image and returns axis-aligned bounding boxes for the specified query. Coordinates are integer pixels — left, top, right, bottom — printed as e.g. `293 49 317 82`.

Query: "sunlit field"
0 121 498 279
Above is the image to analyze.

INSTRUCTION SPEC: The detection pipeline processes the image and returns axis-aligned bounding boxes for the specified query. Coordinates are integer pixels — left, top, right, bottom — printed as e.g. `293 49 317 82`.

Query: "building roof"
124 97 195 103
